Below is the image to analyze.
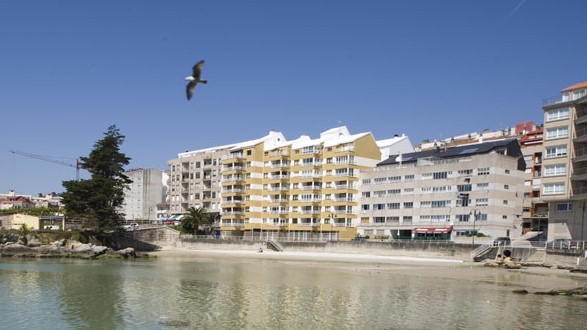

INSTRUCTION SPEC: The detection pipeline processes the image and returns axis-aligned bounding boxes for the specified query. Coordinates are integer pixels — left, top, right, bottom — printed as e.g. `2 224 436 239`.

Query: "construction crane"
9 149 81 181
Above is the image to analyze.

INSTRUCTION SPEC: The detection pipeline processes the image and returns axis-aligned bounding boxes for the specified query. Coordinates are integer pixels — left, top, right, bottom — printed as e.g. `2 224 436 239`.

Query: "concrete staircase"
266 239 284 252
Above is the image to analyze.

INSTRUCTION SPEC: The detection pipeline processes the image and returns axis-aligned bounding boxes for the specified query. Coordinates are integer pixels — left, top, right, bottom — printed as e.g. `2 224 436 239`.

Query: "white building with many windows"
121 168 166 223
358 139 526 242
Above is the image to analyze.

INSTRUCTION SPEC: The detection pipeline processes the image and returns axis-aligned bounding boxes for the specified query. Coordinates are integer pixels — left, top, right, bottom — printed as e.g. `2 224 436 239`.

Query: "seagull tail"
200 80 208 84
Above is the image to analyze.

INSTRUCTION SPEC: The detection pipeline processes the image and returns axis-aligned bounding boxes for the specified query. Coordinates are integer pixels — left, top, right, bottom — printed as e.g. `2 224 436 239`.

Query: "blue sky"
1 0 585 196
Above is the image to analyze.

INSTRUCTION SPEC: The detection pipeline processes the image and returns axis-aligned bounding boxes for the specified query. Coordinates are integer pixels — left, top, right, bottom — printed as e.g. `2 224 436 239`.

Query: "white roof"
229 131 286 151
376 134 408 148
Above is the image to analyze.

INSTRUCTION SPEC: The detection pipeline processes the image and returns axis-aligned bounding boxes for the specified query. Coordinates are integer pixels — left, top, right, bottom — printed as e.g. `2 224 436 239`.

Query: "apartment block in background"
121 168 166 223
167 142 241 220
541 81 587 241
358 139 526 242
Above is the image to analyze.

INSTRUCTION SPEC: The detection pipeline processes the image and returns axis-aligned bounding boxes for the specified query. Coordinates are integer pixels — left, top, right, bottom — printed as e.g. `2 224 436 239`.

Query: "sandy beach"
151 246 587 292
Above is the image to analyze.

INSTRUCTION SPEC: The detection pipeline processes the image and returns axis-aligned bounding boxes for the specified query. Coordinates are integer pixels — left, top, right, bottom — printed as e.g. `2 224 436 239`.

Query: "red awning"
413 226 453 234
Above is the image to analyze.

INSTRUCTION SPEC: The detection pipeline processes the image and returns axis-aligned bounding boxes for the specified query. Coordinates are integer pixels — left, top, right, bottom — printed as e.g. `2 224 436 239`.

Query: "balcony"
268 162 290 168
223 165 245 171
542 95 567 107
574 128 587 143
575 113 587 125
223 153 244 160
269 198 289 203
571 167 587 181
300 185 321 191
219 219 245 227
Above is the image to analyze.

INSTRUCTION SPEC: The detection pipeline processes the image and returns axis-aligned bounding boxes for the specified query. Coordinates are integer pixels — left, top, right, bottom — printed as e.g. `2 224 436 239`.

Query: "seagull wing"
192 60 205 79
186 81 196 100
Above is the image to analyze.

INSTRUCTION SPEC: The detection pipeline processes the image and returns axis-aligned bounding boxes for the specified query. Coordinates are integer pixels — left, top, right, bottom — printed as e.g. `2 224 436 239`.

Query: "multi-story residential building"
121 168 166 223
358 139 526 241
518 126 548 239
219 126 382 240
541 81 587 241
167 142 243 219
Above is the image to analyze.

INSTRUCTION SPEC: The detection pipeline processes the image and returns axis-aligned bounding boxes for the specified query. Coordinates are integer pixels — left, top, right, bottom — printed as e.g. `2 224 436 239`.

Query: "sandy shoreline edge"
149 247 587 291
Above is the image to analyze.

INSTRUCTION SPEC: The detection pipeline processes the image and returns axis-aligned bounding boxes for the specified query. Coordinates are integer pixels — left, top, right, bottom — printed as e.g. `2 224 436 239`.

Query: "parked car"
123 223 139 231
492 237 511 246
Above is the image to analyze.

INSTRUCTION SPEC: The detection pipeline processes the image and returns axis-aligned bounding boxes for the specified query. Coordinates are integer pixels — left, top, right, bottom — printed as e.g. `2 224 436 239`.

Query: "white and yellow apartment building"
220 126 382 240
541 81 587 241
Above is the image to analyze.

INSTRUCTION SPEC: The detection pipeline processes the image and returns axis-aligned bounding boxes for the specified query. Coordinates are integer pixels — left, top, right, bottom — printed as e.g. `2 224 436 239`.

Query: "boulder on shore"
0 239 141 259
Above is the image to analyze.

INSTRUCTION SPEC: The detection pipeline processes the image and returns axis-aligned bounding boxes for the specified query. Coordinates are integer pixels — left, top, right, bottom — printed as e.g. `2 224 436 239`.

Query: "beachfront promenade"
113 227 587 270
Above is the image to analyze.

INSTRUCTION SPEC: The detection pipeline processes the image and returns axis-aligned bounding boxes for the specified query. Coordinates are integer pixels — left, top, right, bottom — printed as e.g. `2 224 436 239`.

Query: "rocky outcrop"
0 240 145 259
512 286 587 300
484 256 522 269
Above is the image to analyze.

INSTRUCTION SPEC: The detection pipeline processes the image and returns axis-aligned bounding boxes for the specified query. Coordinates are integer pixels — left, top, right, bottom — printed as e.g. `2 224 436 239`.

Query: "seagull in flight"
185 59 207 100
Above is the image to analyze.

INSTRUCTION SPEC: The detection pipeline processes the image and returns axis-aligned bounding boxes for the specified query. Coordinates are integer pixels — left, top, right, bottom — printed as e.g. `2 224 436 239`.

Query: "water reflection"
1 258 586 330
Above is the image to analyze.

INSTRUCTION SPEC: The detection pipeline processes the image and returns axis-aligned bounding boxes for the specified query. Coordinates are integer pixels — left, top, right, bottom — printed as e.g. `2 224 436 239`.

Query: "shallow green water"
1 256 586 330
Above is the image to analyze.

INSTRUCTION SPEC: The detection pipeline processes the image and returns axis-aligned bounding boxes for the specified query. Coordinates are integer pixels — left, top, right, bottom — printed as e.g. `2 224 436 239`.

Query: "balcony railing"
542 95 565 106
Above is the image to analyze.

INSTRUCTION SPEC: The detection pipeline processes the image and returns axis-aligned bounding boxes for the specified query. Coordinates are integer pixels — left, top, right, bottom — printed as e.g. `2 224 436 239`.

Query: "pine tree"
61 125 132 231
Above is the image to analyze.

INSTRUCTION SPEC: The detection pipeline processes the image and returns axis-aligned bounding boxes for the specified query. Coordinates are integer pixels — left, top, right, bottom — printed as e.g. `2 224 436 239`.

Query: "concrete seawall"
117 228 587 269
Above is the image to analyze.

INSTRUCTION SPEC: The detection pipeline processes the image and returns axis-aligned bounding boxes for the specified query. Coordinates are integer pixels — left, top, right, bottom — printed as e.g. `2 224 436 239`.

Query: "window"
477 183 489 189
545 146 567 158
403 202 413 209
420 201 431 208
403 188 414 195
388 176 401 182
361 204 370 211
475 198 488 206
556 203 572 211
404 174 415 181
456 214 470 222
387 189 401 195
543 183 565 195
433 172 448 179
546 126 568 140
546 107 570 121
457 184 472 192
433 186 451 192
431 200 450 208
544 164 566 176
374 177 387 184
373 190 386 197
387 203 400 209
386 216 400 222
458 169 473 175
373 203 385 210
362 191 371 198
478 168 490 175
503 200 508 205
374 217 386 224
504 185 509 190
362 179 371 185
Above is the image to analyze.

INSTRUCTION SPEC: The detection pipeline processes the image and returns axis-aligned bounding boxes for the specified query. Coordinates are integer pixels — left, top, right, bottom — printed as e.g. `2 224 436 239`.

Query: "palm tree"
18 224 32 246
181 206 211 235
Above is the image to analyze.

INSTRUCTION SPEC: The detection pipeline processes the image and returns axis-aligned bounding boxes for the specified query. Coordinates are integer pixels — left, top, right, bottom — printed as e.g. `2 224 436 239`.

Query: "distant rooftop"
561 81 587 92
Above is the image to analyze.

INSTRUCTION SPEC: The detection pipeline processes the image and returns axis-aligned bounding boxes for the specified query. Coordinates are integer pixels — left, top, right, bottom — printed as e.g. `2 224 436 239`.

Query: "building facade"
167 143 241 219
358 139 526 241
121 168 166 223
220 126 382 240
518 126 548 239
541 81 587 241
